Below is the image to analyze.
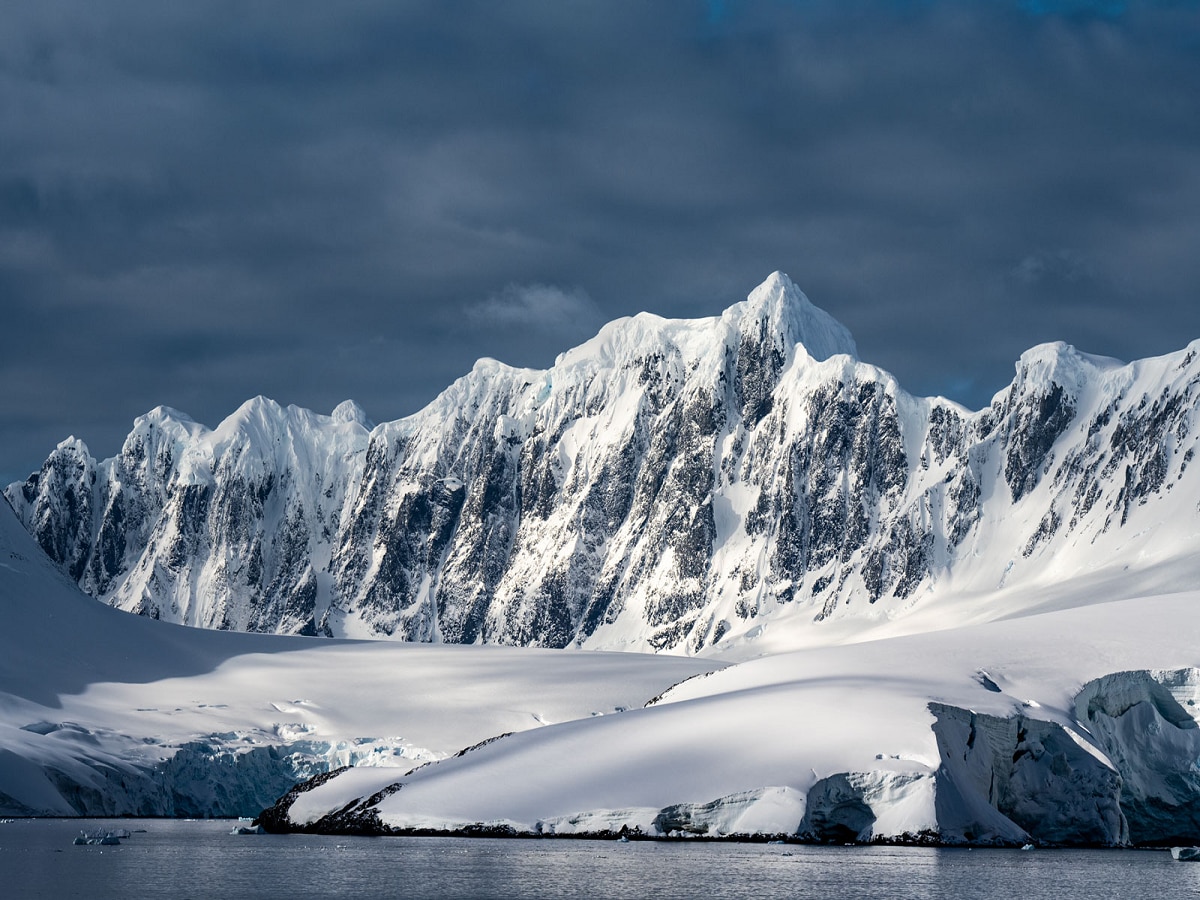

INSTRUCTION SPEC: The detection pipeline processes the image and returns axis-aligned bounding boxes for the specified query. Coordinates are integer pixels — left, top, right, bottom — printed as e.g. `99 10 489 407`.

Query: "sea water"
0 819 1196 900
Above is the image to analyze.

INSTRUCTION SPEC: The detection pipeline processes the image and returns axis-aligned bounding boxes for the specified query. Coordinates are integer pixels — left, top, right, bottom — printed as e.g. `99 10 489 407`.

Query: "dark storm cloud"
3 0 1200 483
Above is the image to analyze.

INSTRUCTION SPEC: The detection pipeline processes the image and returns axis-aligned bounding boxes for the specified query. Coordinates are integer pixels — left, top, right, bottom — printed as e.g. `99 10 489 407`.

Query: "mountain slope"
8 272 1200 655
0 497 716 816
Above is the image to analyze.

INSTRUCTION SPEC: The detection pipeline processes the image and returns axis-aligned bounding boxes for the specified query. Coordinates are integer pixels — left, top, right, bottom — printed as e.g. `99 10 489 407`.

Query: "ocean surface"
1 819 1197 900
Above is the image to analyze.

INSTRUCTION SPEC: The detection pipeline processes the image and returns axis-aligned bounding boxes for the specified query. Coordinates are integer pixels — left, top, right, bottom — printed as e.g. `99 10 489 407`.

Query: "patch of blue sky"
702 0 1195 21
1019 0 1128 18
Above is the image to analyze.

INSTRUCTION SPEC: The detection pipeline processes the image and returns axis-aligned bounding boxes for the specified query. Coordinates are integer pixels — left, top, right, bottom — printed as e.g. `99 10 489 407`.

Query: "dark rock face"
6 276 1200 652
1003 383 1075 503
24 439 95 583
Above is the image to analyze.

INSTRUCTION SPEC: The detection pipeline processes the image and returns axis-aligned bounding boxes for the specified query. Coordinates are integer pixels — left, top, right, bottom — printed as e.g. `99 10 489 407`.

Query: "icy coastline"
257 597 1200 847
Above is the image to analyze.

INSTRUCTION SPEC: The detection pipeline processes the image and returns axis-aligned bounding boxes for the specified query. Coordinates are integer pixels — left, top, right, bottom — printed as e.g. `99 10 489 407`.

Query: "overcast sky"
3 0 1200 485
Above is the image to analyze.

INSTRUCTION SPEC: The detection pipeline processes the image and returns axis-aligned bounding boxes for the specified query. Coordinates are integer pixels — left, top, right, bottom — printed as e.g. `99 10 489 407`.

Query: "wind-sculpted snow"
9 272 1200 653
260 593 1200 846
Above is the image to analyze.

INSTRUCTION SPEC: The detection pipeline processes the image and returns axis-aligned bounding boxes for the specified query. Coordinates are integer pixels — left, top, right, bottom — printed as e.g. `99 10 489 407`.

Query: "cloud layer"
2 1 1199 481
467 284 600 336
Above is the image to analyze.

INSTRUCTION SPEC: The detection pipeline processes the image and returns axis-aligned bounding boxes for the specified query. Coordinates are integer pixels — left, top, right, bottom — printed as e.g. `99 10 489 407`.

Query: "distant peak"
54 436 91 458
1014 341 1123 386
331 399 373 429
757 270 795 296
221 396 289 429
144 405 196 424
986 341 1131 411
471 357 509 373
729 271 858 362
238 394 281 413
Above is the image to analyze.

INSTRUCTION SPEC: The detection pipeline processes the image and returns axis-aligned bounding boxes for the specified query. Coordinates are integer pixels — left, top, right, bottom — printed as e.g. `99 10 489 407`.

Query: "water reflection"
0 819 1194 900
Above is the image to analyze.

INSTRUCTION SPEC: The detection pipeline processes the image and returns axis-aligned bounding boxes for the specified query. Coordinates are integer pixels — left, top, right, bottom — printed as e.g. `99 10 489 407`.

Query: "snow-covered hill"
0 497 715 816
262 591 1200 846
8 272 1200 656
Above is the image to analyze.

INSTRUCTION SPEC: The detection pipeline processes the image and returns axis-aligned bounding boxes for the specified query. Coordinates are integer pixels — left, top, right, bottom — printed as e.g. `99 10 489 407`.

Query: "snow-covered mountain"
8 473 1200 844
5 262 1200 842
8 272 1200 654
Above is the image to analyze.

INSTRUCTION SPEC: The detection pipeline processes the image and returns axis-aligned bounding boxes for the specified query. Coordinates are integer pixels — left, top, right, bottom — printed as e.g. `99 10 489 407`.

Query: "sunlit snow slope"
0 499 716 816
12 273 1200 656
265 591 1200 846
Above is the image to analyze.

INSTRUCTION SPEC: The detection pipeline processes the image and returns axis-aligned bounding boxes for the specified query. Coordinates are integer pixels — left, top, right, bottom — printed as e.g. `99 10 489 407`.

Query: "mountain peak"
331 400 373 429
143 405 197 426
729 271 858 363
53 436 91 458
1007 341 1126 402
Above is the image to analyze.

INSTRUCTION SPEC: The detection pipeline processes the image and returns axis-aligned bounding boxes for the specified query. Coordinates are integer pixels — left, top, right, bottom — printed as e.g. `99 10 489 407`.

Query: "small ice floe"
1170 846 1200 861
616 835 630 843
73 830 121 846
231 823 265 835
1021 843 1035 851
